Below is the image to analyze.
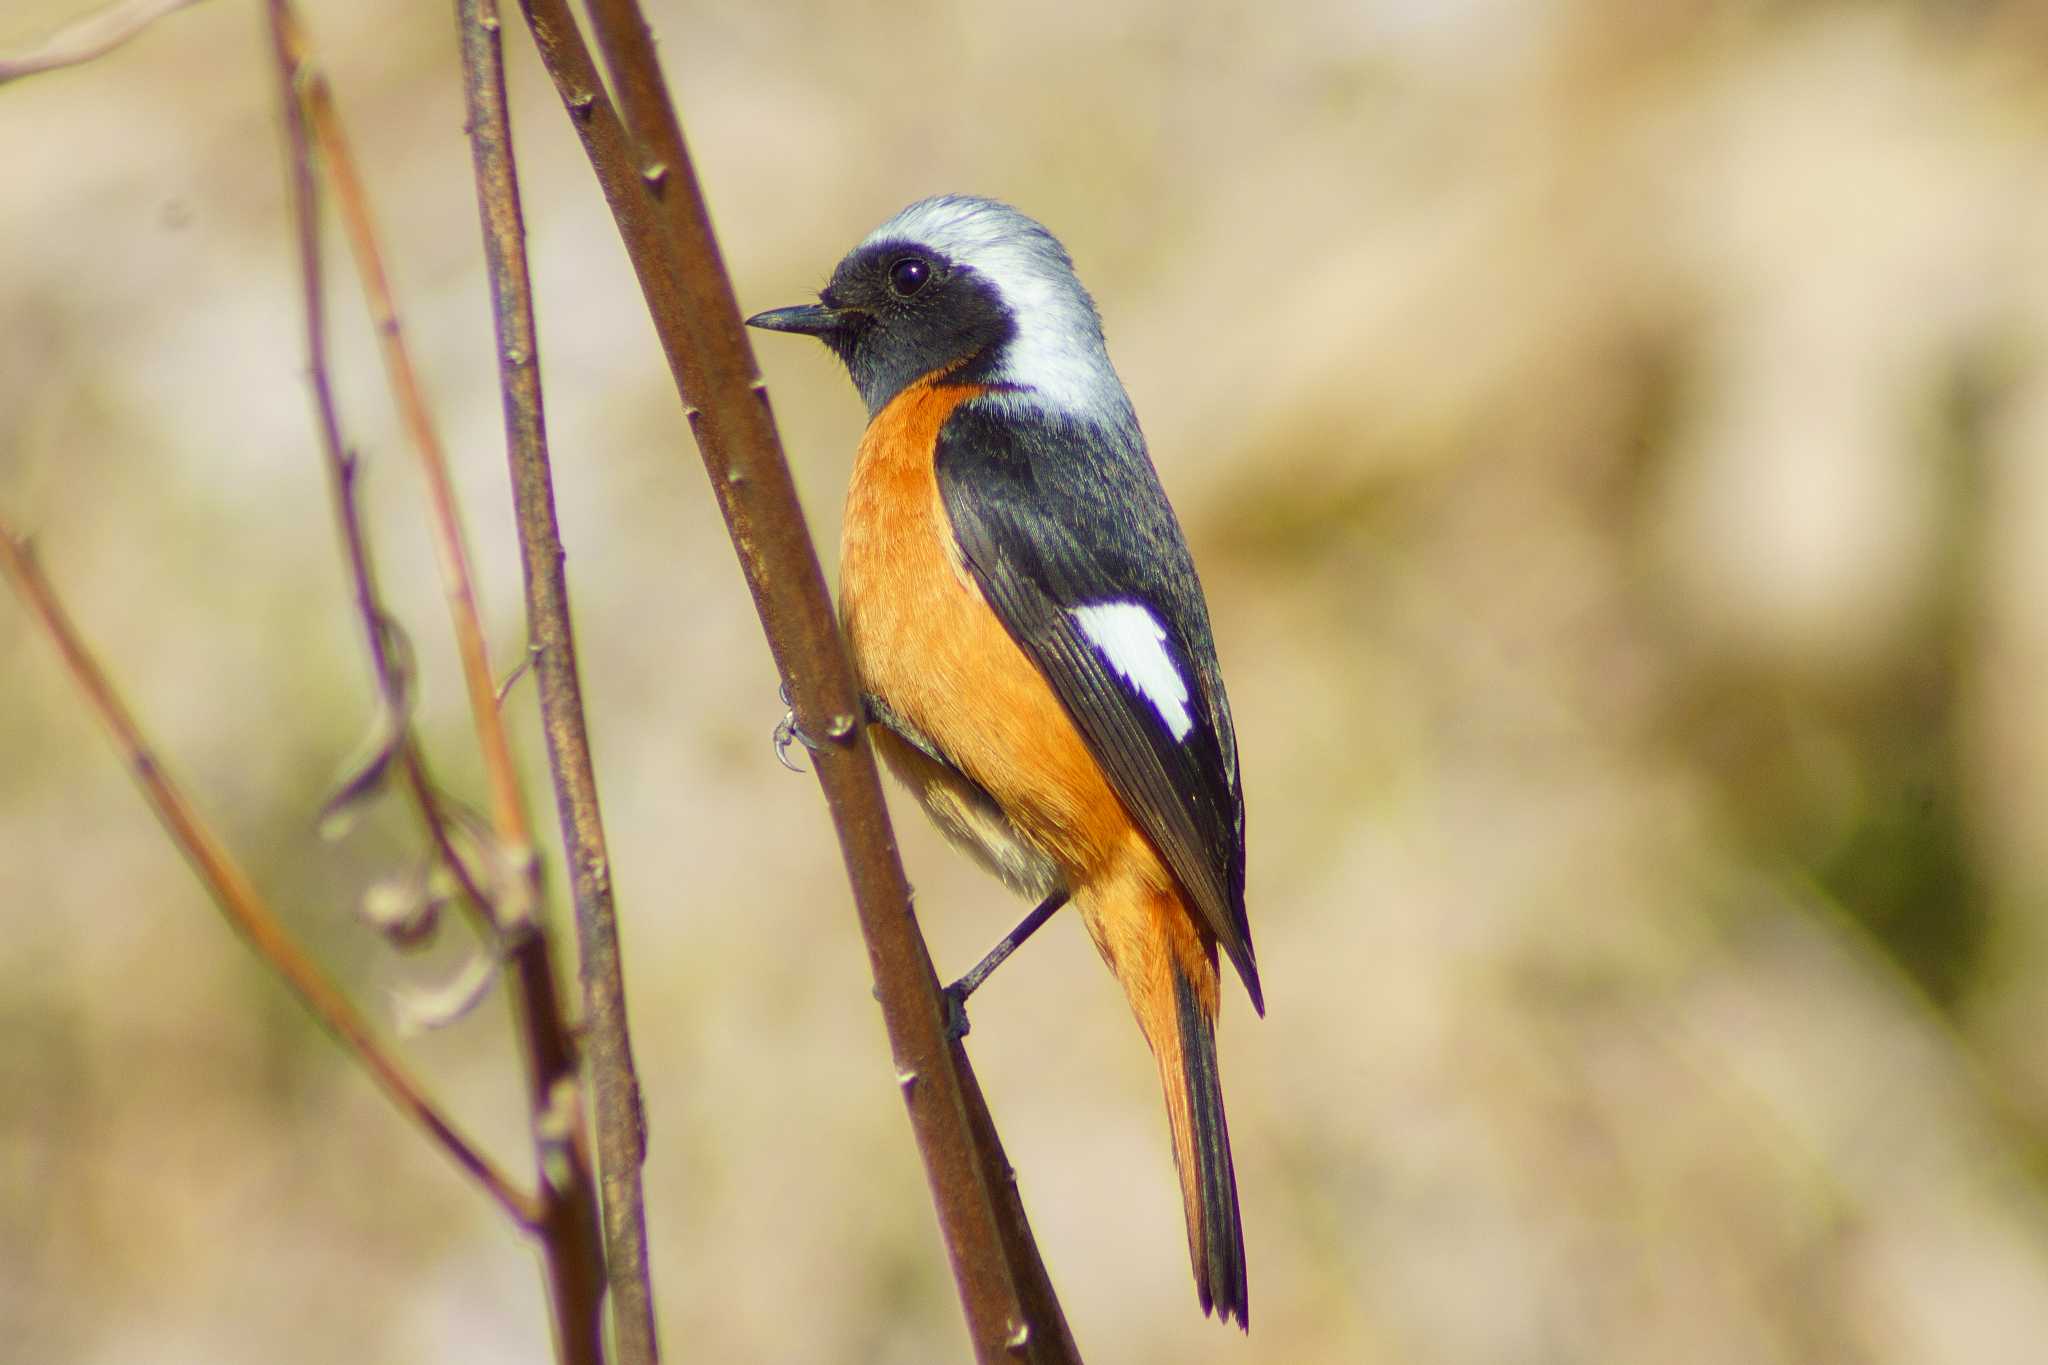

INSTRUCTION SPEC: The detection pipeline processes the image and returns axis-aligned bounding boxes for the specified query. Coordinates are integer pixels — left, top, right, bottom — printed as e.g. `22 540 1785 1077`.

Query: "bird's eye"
889 256 931 297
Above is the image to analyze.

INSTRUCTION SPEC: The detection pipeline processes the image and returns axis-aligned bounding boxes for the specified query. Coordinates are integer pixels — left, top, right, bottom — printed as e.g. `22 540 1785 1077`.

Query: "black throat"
833 251 1018 413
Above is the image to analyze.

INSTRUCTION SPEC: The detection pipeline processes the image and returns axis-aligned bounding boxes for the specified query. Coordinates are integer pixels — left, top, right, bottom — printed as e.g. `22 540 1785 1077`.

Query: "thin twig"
0 0 202 84
266 7 606 1361
296 61 528 854
266 0 498 938
514 2 1078 1358
455 1 660 1360
0 522 538 1231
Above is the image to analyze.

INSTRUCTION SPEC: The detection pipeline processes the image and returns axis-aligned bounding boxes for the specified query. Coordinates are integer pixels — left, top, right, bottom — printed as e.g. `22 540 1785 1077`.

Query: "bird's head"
748 195 1131 424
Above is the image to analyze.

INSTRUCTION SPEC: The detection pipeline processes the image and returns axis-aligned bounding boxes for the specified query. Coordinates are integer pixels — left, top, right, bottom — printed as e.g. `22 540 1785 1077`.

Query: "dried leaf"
316 724 400 841
391 950 498 1035
316 611 418 840
357 854 453 949
433 792 538 936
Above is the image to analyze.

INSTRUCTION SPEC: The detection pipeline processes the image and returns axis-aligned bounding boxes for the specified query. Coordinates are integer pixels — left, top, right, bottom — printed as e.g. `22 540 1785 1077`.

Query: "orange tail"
1084 874 1249 1328
1159 953 1248 1327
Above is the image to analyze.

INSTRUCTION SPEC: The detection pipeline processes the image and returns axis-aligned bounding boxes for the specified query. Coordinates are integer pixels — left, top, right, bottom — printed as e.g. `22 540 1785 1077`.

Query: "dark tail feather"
1173 964 1248 1329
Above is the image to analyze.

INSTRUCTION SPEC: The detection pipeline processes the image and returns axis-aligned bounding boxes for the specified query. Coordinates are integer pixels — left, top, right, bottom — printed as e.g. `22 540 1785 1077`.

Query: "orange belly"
839 381 1140 892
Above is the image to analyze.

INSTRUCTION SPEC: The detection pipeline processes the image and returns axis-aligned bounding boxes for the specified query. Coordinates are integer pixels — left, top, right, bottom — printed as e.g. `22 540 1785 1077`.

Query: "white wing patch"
1071 601 1195 741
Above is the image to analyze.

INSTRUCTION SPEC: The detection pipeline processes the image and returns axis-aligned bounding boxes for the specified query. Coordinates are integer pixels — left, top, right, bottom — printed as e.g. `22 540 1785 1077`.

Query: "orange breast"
838 382 1136 883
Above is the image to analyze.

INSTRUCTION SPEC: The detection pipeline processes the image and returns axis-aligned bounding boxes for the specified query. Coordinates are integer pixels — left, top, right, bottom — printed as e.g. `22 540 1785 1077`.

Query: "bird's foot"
772 682 829 772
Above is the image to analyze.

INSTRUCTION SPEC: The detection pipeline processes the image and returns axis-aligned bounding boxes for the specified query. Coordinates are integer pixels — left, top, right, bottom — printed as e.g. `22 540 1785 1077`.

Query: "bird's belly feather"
838 382 1140 892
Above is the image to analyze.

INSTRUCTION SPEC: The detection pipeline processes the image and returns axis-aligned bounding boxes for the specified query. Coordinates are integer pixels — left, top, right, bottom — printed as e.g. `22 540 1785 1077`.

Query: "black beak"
745 303 852 338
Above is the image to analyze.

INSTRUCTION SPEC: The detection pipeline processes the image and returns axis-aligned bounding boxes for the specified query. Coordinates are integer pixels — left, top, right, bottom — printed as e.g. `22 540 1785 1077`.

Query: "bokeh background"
7 0 2048 1360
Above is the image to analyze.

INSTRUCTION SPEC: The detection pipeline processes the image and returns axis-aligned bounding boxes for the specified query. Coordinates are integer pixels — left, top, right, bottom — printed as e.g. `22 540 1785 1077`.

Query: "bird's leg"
942 889 1071 1040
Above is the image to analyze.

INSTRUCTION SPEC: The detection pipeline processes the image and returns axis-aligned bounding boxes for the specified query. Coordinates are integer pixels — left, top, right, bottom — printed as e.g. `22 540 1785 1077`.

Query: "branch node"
1005 1322 1032 1354
538 1075 580 1145
536 1074 584 1197
568 90 597 120
640 160 667 191
489 845 543 932
896 1067 919 1096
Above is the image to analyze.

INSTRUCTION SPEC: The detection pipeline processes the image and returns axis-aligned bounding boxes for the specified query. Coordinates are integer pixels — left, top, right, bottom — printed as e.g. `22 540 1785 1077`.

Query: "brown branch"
0 0 203 84
266 0 499 942
455 1 660 1361
296 59 529 854
514 2 1078 1358
0 522 538 1231
266 6 606 1361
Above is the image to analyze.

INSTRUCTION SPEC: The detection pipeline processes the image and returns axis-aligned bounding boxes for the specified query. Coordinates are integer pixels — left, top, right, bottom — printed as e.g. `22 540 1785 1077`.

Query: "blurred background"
7 0 2048 1360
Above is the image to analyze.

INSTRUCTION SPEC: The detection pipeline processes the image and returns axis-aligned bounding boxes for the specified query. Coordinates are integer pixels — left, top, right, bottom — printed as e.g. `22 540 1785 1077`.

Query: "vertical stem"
456 1 660 1360
266 6 608 1360
514 1 1078 1357
301 72 530 851
271 0 496 939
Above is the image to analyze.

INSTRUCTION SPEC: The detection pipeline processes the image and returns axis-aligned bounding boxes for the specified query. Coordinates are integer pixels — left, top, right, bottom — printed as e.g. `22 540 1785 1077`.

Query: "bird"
748 195 1261 1328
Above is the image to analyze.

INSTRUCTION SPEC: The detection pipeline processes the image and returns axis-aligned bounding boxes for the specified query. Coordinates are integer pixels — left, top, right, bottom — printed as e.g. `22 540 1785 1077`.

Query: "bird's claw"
773 708 828 772
772 681 856 772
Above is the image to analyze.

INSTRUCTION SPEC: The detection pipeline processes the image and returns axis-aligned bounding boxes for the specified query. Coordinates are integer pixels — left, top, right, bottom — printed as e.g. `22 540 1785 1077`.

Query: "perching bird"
749 195 1261 1328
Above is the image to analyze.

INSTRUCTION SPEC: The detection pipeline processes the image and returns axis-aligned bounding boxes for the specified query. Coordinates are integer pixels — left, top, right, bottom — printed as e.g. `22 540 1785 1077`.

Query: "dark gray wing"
935 400 1260 1012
